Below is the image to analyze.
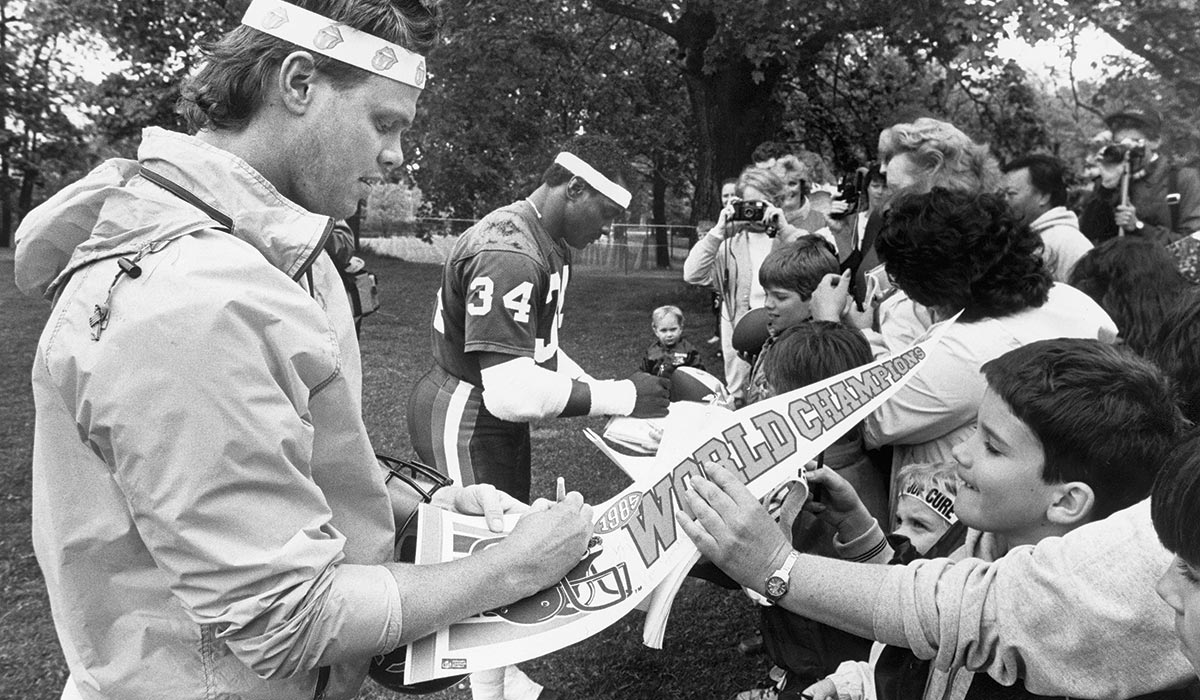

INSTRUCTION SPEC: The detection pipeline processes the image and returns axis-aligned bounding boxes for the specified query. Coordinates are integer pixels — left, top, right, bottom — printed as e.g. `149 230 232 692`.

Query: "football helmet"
368 646 465 695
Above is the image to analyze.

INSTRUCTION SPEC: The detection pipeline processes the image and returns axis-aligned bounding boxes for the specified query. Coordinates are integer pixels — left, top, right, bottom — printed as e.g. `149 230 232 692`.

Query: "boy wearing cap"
1079 105 1200 244
13 2 600 699
407 135 670 700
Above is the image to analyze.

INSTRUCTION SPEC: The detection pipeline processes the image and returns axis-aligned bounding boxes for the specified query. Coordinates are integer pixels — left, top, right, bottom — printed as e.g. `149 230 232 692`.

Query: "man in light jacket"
1001 154 1093 282
14 2 592 698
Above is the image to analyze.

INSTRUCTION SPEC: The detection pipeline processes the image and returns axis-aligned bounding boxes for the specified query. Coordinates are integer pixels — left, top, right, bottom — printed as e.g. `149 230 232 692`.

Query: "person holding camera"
824 164 886 258
1078 106 1200 245
683 165 815 405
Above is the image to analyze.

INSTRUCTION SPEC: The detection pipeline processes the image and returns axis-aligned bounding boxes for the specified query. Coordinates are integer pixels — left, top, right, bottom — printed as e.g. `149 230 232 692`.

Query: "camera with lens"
829 167 869 220
729 199 769 223
1096 142 1146 167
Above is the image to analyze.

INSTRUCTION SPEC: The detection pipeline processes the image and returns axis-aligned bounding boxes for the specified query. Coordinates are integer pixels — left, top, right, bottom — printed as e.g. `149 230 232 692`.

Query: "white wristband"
588 379 637 416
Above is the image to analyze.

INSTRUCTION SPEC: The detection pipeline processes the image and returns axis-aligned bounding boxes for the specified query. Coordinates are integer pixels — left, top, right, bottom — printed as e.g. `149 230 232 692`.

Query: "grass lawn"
2 250 768 699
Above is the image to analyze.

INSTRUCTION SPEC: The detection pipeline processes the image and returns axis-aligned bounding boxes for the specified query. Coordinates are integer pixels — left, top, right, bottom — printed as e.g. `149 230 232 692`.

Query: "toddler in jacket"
641 305 703 377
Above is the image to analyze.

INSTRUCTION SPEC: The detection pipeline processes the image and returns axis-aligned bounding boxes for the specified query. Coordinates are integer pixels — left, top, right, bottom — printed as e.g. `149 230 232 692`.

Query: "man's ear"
276 51 320 115
566 176 588 199
1046 482 1095 526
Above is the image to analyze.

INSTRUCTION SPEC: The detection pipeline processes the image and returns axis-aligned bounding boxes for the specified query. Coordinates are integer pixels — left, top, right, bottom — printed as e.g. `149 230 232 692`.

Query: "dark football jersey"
431 201 571 386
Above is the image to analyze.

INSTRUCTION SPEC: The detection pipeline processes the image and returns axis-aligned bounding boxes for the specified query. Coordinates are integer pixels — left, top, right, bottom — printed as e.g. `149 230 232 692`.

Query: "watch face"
765 575 787 599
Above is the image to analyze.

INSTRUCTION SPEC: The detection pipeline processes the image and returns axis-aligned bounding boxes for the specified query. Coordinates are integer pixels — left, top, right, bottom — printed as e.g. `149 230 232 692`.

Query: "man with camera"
1079 106 1200 245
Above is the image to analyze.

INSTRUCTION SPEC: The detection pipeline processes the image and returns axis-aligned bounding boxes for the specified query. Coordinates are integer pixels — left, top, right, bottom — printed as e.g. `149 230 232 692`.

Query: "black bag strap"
138 165 233 231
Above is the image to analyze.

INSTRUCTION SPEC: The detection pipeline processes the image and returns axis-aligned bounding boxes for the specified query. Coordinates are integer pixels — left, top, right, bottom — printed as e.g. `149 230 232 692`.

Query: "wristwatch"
764 550 799 604
1135 220 1145 231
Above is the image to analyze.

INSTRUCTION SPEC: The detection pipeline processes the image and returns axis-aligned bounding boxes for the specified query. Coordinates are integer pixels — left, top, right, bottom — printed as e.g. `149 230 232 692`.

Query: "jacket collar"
135 127 332 281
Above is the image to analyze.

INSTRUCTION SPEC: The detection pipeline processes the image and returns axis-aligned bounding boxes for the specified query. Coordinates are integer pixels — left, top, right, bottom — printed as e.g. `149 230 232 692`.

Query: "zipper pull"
89 303 110 341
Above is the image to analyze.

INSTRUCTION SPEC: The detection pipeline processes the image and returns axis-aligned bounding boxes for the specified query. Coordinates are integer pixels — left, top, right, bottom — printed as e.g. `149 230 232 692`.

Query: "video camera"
1096 142 1146 168
729 199 769 223
829 167 870 220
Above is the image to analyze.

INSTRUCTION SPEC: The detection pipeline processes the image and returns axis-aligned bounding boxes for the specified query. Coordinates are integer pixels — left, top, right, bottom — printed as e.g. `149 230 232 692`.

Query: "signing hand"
676 463 791 592
499 491 594 596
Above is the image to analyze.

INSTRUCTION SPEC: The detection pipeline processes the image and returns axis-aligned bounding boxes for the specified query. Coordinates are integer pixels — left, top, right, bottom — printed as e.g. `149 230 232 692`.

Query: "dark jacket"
1079 157 1200 245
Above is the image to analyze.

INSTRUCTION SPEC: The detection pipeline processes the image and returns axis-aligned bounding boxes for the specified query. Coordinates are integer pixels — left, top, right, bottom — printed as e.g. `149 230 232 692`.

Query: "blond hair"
651 305 684 328
895 460 959 500
877 118 1000 194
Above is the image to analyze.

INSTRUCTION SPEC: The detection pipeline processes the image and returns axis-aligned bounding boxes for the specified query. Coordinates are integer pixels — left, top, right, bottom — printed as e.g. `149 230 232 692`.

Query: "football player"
407 133 670 700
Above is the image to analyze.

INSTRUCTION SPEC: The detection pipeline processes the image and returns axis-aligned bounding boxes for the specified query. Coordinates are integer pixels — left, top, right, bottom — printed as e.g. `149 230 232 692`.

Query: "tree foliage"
410 0 693 222
6 0 1200 247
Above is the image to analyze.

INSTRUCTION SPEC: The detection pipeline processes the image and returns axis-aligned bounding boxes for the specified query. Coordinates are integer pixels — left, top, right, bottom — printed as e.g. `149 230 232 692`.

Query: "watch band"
764 550 799 604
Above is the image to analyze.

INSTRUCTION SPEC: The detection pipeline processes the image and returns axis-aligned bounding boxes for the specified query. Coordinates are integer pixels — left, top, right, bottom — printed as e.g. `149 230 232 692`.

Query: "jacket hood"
14 127 331 299
1028 206 1079 233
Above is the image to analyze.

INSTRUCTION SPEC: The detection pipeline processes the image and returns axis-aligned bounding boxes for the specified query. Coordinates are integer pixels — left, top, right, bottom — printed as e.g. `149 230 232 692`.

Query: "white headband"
241 0 427 89
900 482 958 525
554 152 631 208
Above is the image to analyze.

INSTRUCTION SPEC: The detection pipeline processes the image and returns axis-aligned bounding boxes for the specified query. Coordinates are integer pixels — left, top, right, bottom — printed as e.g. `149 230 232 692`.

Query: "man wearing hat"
13 1 596 698
1079 105 1200 244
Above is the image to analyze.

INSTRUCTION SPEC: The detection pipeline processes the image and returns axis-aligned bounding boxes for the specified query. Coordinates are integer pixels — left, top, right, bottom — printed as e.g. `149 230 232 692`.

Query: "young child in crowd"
802 337 1183 700
640 305 703 376
737 321 895 700
743 235 840 404
875 460 962 561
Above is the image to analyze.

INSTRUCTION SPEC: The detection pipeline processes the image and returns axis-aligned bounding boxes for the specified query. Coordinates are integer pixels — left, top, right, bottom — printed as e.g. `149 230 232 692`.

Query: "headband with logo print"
901 481 958 524
241 0 427 89
554 152 632 209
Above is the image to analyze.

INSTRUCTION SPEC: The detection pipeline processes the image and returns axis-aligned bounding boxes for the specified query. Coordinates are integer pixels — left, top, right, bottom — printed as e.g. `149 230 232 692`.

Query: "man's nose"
379 140 404 178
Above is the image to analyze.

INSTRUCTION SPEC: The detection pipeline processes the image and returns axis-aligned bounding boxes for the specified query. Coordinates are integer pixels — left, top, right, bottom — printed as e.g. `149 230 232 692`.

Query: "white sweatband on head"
555 152 632 208
900 482 958 524
241 0 428 89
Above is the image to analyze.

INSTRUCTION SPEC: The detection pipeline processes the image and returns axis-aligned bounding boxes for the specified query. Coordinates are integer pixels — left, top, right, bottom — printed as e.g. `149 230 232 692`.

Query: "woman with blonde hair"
772 154 829 233
877 117 1001 195
684 165 813 404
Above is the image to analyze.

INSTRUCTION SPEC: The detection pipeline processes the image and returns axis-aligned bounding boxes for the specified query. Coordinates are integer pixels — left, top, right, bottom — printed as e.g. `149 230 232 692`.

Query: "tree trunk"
681 58 785 226
0 162 12 248
17 162 37 219
651 153 670 268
